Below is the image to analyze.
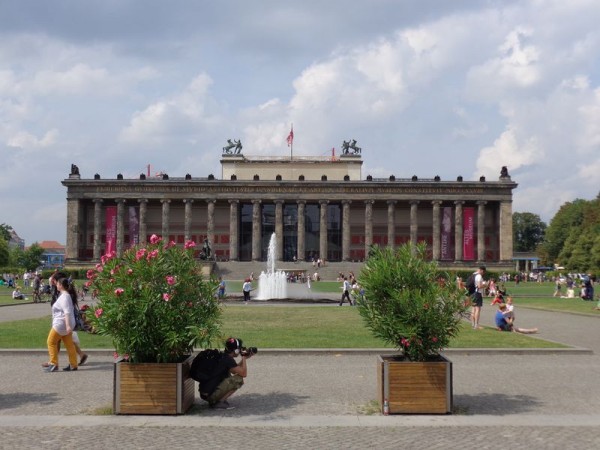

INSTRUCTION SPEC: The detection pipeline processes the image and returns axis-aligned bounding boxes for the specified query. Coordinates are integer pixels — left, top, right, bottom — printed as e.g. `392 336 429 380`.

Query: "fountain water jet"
255 233 288 300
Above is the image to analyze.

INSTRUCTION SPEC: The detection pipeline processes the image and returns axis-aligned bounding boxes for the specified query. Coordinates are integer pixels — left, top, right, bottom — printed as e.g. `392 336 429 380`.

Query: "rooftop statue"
70 164 80 176
341 139 361 155
223 139 243 155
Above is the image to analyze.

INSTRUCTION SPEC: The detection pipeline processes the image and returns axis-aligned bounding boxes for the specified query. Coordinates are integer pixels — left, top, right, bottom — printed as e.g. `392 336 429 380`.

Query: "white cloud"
7 129 59 149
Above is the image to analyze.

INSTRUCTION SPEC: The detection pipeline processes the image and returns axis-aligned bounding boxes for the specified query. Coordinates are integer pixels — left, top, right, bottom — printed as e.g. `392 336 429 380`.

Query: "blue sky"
1 0 599 245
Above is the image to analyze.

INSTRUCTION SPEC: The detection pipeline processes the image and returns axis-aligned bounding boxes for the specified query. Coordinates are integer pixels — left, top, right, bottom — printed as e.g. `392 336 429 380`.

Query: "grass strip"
0 306 564 349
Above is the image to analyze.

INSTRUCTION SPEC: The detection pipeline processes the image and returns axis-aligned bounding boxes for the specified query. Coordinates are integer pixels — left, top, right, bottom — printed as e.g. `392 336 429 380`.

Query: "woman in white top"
44 278 79 372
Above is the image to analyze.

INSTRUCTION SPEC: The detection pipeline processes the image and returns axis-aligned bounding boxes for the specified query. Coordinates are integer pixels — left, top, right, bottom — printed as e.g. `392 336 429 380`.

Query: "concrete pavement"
1 300 599 449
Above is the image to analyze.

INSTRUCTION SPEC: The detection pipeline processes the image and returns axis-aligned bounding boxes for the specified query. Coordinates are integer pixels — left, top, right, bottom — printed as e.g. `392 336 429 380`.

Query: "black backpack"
190 349 224 383
465 274 476 295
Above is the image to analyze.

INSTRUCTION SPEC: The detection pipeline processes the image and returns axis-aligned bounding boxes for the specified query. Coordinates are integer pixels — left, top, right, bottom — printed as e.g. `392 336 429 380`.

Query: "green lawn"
0 305 565 349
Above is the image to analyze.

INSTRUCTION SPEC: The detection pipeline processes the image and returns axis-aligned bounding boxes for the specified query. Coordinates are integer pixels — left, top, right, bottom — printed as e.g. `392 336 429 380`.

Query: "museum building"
62 153 517 269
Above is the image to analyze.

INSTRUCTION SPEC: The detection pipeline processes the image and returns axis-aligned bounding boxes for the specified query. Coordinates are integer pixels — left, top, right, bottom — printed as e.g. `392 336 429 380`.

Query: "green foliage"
541 199 586 264
17 243 45 271
0 224 12 243
357 243 469 361
513 212 546 252
0 238 8 266
86 234 222 363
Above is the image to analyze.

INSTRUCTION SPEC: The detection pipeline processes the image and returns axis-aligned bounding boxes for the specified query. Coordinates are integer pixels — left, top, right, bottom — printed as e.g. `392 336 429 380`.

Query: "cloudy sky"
2 0 600 245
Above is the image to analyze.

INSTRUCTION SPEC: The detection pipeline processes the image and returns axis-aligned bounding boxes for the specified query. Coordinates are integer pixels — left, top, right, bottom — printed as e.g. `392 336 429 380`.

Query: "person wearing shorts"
471 266 486 330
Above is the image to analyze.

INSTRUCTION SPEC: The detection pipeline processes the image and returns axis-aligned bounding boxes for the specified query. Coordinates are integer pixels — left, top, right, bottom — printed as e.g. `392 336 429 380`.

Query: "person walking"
339 277 352 306
242 278 252 303
470 266 487 330
43 277 79 372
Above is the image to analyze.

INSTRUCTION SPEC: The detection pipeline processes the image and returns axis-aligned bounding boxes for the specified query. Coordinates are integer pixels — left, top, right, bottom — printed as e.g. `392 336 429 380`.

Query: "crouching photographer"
193 337 257 410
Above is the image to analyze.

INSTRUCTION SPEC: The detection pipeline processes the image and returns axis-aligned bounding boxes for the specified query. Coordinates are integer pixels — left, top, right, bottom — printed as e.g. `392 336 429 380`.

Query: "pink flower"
165 240 176 249
150 234 162 244
184 240 196 249
166 275 176 285
101 252 116 265
95 308 103 318
127 268 133 275
146 249 159 261
95 264 103 272
84 281 92 288
135 249 147 260
400 338 410 347
163 293 171 302
115 288 124 296
432 337 438 343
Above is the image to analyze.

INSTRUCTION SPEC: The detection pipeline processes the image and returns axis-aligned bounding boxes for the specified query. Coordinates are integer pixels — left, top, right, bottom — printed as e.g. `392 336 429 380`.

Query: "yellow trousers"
47 328 78 368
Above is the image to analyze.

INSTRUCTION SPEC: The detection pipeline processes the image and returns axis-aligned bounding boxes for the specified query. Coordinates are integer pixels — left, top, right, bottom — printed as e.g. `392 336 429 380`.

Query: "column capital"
274 199 285 205
252 199 262 205
409 200 420 206
431 200 443 206
386 200 397 205
364 199 374 205
138 198 148 204
319 200 329 205
160 199 171 204
183 199 194 204
342 200 352 205
228 199 240 205
296 200 306 205
115 198 126 204
476 200 488 206
206 199 216 204
93 198 104 204
454 200 465 205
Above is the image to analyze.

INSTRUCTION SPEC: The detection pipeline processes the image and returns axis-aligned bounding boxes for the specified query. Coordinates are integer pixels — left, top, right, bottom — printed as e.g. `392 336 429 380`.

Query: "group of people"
553 274 596 300
467 266 538 334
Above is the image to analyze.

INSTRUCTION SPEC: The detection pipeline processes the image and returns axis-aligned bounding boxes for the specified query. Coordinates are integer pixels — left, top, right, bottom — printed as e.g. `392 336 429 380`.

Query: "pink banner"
441 207 453 260
105 206 117 255
128 206 139 247
463 207 475 261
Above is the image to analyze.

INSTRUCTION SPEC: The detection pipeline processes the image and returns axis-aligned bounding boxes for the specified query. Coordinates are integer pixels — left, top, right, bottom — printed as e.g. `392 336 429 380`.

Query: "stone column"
275 200 284 261
319 200 329 261
93 199 103 261
342 200 351 261
161 199 170 240
116 199 126 256
477 200 487 262
454 201 464 261
364 200 374 256
229 200 239 261
387 200 396 249
297 201 306 261
410 200 419 247
183 199 194 242
499 200 513 262
431 200 442 261
207 199 216 252
252 200 262 260
138 199 148 244
65 198 81 262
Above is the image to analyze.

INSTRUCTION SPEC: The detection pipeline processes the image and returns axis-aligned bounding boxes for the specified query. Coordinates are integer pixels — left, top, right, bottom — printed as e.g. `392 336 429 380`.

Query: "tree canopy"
513 212 546 252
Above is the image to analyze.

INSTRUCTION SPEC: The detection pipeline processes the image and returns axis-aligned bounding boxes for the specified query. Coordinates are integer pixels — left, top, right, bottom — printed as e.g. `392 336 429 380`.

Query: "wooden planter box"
377 354 452 414
113 355 195 415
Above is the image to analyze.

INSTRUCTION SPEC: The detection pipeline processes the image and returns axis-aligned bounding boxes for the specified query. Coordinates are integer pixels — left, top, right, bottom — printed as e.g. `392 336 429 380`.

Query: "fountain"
255 233 288 300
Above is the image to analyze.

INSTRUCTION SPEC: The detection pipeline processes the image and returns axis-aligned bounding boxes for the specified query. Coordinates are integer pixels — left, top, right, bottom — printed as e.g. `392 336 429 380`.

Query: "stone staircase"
214 260 366 282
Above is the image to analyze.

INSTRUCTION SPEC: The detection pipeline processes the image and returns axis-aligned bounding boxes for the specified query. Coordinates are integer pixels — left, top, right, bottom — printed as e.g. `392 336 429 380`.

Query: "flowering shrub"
357 243 468 361
86 235 221 363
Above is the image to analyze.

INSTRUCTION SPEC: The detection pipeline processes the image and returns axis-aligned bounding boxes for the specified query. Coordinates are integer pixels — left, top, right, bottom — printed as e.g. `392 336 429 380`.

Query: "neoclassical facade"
62 154 517 269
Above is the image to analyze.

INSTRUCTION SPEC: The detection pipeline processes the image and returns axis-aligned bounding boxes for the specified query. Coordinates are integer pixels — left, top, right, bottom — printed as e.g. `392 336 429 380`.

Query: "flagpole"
290 123 293 161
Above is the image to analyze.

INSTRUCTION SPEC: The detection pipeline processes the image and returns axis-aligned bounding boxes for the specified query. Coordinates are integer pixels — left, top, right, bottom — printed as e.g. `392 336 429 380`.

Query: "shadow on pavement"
455 392 542 415
189 392 310 416
0 392 60 410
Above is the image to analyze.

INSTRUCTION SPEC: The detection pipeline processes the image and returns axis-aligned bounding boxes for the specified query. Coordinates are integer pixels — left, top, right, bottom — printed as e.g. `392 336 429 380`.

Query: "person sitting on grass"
495 303 538 334
490 292 504 306
12 286 26 300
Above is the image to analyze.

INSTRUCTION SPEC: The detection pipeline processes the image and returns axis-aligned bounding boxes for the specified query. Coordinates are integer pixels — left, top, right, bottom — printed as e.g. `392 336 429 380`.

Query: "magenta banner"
463 207 475 261
105 206 117 255
128 206 139 247
441 207 453 260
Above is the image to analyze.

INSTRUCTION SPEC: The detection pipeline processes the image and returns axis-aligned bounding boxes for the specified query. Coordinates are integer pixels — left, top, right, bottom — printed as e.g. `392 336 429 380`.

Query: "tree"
0 224 13 243
0 238 9 266
540 200 586 263
17 243 45 271
513 212 546 252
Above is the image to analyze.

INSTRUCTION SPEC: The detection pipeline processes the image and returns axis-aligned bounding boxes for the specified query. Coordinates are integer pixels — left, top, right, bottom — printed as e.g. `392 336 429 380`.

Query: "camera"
240 346 258 356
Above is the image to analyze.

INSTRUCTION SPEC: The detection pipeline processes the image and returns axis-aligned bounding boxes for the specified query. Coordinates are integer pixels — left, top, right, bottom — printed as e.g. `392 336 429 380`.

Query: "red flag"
287 125 294 147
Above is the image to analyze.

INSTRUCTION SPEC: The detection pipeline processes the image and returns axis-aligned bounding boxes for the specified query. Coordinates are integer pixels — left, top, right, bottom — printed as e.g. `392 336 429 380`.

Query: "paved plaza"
1 301 599 449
